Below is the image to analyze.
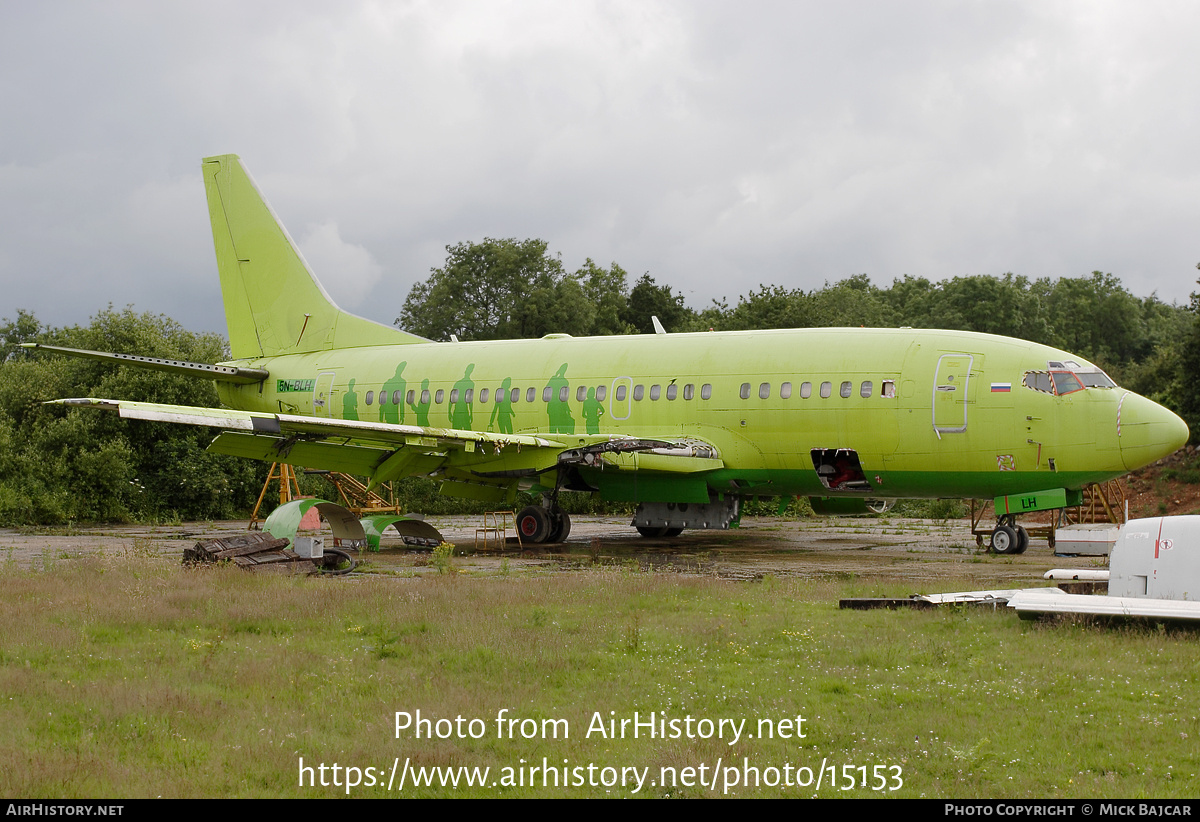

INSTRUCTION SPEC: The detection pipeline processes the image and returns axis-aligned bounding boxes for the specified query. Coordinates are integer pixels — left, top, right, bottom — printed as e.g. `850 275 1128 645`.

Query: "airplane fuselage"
215 326 1182 504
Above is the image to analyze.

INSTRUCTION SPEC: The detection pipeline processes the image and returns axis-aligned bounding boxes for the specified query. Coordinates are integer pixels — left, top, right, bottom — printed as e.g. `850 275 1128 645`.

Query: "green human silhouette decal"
582 385 604 434
489 377 514 434
545 363 575 434
410 378 431 427
380 362 407 424
342 378 359 421
449 364 475 429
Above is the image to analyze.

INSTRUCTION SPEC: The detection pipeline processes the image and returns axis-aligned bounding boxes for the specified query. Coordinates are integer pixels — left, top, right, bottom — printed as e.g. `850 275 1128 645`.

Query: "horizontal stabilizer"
21 343 269 384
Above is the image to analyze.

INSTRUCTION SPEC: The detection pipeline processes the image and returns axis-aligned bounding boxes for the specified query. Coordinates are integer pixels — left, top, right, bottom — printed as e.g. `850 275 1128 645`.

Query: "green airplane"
36 155 1189 551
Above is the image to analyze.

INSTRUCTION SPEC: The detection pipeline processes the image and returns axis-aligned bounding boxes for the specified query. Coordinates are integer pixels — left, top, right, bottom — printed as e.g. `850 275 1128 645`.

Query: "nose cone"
1119 392 1190 471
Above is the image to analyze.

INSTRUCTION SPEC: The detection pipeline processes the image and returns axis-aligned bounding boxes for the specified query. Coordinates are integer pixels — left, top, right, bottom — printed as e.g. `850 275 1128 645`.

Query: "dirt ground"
0 511 1110 593
12 455 1196 590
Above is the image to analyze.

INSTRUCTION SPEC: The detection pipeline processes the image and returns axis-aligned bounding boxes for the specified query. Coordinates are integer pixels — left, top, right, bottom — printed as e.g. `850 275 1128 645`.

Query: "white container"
293 535 324 559
1109 516 1200 601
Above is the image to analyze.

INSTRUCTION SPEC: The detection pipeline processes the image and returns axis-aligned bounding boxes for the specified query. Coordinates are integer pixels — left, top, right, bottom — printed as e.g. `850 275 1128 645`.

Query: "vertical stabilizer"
203 154 424 359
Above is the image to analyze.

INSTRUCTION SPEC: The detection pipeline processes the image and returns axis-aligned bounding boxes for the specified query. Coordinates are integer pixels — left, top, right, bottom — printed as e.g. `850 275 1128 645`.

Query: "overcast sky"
2 0 1198 338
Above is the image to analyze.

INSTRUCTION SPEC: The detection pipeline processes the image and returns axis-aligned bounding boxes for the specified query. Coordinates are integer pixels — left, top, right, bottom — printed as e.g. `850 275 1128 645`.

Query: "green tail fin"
203 154 424 359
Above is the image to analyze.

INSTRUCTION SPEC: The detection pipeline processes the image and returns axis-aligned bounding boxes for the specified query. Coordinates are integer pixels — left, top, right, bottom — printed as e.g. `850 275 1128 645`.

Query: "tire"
546 511 572 543
991 524 1019 555
1014 525 1029 555
636 526 669 538
516 506 551 543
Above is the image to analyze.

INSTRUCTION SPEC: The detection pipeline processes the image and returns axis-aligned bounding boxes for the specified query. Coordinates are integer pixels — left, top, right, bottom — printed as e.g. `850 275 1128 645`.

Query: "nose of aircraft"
1118 392 1190 471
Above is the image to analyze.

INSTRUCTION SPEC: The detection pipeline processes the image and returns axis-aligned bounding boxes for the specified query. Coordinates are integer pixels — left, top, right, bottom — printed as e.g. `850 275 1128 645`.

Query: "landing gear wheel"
636 526 669 538
546 510 572 543
663 527 684 537
991 524 1019 555
516 506 551 544
1014 525 1029 555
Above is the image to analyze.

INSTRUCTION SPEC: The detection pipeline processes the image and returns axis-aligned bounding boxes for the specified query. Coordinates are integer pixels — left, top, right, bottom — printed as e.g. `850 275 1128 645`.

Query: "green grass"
1 554 1197 798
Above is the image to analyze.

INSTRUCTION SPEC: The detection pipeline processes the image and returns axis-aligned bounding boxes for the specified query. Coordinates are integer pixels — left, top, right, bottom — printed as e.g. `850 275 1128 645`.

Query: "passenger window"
633 385 645 401
559 386 569 402
780 382 791 399
365 390 375 405
701 384 712 400
881 380 895 399
435 389 445 404
759 383 770 399
683 384 693 400
800 382 812 399
860 381 872 398
740 383 751 400
512 388 521 403
616 385 627 401
379 391 388 406
464 388 473 403
392 390 402 405
480 388 489 403
650 385 661 401
666 384 677 400
820 382 832 398
543 387 552 402
840 381 852 398
450 389 458 403
406 389 415 405
577 386 587 402
596 385 606 401
420 389 430 404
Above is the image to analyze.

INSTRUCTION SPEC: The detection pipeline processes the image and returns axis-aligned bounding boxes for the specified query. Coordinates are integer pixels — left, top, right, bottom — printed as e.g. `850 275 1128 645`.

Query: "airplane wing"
53 398 724 503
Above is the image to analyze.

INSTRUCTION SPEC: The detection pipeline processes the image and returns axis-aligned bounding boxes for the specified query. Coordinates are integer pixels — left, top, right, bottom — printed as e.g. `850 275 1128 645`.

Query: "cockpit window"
1023 364 1115 396
1023 371 1054 394
1050 371 1084 395
1076 370 1116 388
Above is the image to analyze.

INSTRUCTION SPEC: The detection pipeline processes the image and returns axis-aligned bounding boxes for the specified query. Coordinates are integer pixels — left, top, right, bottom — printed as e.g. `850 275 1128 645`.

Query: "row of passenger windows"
359 379 895 406
739 380 896 400
362 383 717 406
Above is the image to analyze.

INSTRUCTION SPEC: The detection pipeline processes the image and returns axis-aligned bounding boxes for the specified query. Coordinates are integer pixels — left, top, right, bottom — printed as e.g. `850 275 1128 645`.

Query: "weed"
430 542 455 574
624 613 641 654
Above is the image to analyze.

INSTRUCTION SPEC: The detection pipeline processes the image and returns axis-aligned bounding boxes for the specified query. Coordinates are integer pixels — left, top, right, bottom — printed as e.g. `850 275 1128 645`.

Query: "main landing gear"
989 515 1029 555
515 503 571 544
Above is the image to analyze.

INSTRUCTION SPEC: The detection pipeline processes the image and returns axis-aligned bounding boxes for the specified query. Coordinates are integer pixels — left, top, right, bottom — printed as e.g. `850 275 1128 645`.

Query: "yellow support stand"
248 463 302 530
476 511 520 550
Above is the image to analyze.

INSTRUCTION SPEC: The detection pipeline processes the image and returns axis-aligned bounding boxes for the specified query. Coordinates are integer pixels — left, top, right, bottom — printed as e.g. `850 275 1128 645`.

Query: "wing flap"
208 432 390 476
53 398 726 498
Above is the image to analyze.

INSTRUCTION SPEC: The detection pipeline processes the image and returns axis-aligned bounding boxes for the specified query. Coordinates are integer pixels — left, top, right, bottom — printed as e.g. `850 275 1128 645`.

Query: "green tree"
575 259 631 336
397 239 630 341
711 285 809 331
807 274 895 327
1169 275 1200 443
621 274 693 334
0 307 265 524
